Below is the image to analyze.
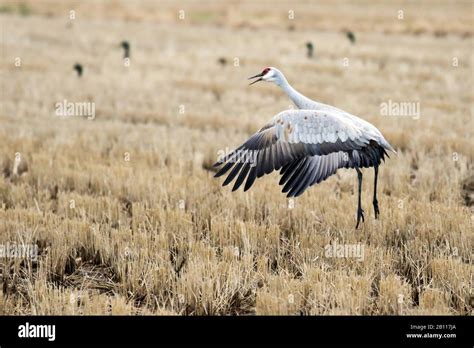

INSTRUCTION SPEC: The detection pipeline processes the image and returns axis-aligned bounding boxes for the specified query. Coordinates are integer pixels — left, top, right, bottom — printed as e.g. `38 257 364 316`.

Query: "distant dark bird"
346 31 356 44
215 67 396 229
73 63 83 77
306 42 314 58
121 41 130 59
217 57 227 66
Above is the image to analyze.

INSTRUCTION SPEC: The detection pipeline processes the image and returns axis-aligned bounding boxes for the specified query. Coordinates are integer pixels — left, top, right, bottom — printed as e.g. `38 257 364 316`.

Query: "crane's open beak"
248 73 264 85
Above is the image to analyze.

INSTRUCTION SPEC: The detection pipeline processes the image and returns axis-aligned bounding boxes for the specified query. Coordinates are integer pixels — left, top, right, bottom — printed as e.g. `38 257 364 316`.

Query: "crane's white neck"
277 75 315 109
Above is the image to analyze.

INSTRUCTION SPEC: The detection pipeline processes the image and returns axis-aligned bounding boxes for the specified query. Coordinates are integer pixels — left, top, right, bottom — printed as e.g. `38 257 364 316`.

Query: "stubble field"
0 0 472 315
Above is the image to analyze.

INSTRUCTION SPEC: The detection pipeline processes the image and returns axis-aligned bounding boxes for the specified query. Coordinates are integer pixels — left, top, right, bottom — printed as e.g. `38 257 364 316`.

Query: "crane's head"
248 67 285 86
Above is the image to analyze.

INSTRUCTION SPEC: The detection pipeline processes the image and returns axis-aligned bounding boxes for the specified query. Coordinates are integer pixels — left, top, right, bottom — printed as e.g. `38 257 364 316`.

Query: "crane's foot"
373 199 380 219
355 208 365 229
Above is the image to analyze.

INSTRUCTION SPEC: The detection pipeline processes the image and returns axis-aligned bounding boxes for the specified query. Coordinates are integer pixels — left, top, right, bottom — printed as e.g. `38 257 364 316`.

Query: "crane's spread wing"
214 109 372 193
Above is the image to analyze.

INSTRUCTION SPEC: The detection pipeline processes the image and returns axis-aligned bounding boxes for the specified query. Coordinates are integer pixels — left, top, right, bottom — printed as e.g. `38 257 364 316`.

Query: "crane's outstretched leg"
355 167 364 229
373 165 380 219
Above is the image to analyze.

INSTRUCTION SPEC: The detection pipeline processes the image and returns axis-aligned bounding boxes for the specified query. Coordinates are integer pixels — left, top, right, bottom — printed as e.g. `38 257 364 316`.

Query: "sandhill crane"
214 67 395 228
73 63 83 77
306 42 314 58
121 41 130 59
346 31 356 44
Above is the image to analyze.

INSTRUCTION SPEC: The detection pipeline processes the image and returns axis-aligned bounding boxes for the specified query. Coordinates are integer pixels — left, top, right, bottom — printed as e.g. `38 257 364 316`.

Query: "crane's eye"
262 68 271 75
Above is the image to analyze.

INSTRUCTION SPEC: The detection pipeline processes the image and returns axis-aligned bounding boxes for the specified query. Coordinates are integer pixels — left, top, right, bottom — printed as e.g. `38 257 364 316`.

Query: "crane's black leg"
355 167 364 229
373 165 380 219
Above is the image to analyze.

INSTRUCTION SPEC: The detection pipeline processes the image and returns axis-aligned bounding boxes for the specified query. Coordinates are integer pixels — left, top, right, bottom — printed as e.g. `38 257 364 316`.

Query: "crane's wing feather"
214 109 371 192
